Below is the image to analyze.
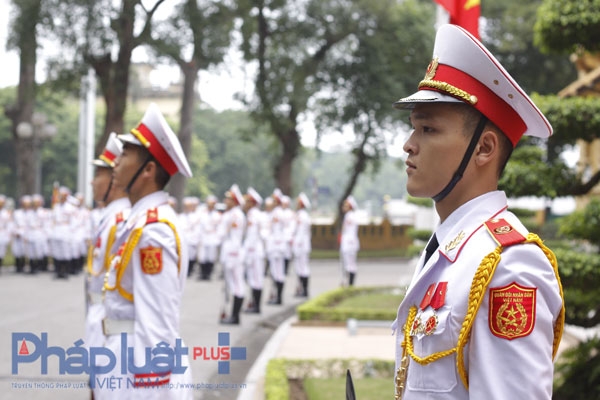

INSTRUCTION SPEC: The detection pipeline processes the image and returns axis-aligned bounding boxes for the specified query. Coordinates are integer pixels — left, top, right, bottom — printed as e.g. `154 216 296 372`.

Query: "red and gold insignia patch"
489 282 536 340
140 246 163 275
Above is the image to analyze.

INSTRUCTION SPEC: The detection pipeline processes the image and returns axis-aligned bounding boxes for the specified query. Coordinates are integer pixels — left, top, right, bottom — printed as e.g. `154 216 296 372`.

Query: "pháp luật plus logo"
191 332 246 374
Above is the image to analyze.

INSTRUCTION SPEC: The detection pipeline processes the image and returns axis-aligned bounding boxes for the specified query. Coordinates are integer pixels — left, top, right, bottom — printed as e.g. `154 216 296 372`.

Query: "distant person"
197 194 221 280
0 195 12 272
218 184 246 325
391 24 565 399
292 192 312 297
180 196 201 277
339 195 360 286
242 187 266 313
266 188 287 305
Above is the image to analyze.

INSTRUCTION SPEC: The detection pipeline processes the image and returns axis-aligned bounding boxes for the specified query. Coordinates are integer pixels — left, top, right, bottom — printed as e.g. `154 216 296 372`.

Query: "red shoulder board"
484 218 526 247
146 208 159 224
115 212 124 224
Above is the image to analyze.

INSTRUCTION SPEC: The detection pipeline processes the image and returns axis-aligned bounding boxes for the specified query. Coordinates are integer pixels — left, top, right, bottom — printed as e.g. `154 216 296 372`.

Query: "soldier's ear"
474 130 498 168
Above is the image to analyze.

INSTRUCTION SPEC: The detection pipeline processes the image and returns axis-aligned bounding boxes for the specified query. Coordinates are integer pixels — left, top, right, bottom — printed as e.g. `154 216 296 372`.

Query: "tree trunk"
336 130 371 224
274 127 300 195
93 0 137 156
7 0 40 198
168 63 197 210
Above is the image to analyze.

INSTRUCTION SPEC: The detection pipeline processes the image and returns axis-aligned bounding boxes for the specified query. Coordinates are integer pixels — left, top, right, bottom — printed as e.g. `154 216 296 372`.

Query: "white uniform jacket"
340 209 360 253
292 208 311 256
393 191 564 399
243 207 266 261
218 206 246 267
98 191 191 400
265 207 286 257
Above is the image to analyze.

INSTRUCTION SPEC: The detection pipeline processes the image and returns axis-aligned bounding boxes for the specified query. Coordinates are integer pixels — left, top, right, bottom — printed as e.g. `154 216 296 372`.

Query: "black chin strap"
432 115 488 202
102 177 114 204
125 153 154 194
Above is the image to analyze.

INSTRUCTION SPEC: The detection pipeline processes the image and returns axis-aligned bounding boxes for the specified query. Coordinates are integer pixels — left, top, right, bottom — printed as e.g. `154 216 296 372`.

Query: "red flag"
435 0 480 40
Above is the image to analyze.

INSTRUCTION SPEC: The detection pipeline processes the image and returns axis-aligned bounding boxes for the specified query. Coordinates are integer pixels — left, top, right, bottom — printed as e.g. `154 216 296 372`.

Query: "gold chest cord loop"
397 233 565 393
104 219 182 303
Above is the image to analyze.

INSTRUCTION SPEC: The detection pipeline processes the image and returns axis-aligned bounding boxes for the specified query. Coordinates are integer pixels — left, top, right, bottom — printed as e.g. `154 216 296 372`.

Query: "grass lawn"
303 377 392 400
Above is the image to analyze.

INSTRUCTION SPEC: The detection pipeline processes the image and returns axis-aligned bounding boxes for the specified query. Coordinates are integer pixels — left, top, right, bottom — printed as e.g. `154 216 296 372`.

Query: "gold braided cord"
403 306 458 365
86 244 98 276
455 245 503 388
524 234 565 361
115 227 144 302
109 220 183 302
158 218 182 274
418 79 478 105
401 232 566 391
103 224 118 275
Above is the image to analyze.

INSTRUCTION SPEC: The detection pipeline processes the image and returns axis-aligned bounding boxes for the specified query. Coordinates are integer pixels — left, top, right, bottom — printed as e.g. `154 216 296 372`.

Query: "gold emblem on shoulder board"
445 231 465 252
423 57 439 81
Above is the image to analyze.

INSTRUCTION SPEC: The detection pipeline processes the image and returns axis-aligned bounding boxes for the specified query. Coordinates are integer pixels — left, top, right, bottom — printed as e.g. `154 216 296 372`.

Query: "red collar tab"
146 208 159 224
484 218 526 247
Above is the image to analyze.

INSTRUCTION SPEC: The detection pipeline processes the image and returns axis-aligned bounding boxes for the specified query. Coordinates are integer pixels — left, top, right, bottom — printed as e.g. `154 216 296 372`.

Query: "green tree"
238 0 367 196
313 0 434 221
147 0 236 208
44 0 167 155
3 0 43 197
193 108 277 199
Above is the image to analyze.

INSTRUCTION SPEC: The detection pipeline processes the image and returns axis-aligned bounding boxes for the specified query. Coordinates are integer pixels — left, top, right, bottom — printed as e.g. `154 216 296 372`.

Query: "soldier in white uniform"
391 25 565 399
218 184 247 325
180 196 201 277
339 195 360 286
242 187 266 313
280 195 294 275
32 194 51 272
266 189 287 305
72 192 92 274
0 195 12 272
85 132 130 375
12 195 32 273
197 194 221 280
292 192 311 297
50 187 77 279
28 194 50 274
96 103 193 399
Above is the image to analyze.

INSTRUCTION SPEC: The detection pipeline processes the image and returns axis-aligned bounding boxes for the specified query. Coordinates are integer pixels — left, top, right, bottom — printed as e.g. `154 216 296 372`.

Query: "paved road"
0 258 416 400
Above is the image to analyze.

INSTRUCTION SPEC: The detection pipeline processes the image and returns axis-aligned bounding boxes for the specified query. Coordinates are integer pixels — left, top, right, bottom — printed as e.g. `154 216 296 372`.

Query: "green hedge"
297 286 403 322
265 359 290 400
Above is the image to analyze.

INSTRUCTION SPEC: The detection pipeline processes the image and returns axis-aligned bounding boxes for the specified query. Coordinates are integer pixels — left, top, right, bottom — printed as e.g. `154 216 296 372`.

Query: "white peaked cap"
394 24 552 146
226 184 245 207
93 132 123 168
272 188 283 202
247 187 263 205
119 103 192 177
346 195 357 210
298 192 311 209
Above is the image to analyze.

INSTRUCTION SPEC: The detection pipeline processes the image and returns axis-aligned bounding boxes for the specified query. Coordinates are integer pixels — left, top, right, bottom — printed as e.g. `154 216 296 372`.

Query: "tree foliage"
534 0 600 55
313 0 434 220
483 0 577 95
146 0 236 207
558 199 600 248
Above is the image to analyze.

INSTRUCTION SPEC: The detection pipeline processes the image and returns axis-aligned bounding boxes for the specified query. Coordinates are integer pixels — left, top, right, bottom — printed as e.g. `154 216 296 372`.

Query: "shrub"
297 286 403 322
